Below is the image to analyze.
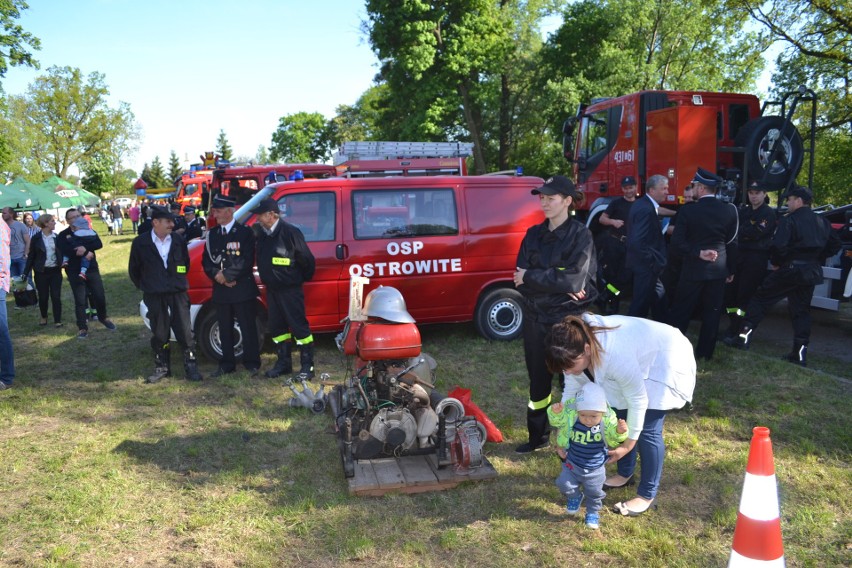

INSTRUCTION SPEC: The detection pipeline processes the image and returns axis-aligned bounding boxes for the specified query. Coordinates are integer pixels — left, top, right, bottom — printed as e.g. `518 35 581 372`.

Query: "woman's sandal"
603 474 635 489
613 498 657 517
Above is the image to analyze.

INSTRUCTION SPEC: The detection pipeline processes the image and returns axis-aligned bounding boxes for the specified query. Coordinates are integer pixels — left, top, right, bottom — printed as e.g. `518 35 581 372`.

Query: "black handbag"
13 288 38 308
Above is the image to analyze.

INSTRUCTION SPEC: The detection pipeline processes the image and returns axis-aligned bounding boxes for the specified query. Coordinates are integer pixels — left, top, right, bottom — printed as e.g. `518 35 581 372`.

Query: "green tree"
81 154 115 196
140 163 152 188
148 156 167 189
255 145 270 165
0 66 138 178
269 112 332 163
216 129 232 162
327 85 390 147
0 0 40 87
168 150 182 185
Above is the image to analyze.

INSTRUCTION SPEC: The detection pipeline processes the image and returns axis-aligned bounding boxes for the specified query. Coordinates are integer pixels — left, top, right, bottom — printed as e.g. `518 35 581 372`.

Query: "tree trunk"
458 76 487 174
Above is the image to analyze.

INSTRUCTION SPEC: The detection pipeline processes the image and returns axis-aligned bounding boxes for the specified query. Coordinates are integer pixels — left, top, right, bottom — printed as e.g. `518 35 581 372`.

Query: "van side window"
277 192 336 242
353 188 458 239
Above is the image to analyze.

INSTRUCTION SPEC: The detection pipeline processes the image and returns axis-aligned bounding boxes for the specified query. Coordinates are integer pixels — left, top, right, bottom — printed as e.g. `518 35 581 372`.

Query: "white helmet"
363 286 415 323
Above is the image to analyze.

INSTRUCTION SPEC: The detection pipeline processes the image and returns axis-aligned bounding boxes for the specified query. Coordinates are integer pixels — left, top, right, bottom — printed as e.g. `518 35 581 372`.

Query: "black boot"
184 348 203 381
781 343 807 367
265 342 293 378
724 324 752 350
147 345 171 384
294 342 315 381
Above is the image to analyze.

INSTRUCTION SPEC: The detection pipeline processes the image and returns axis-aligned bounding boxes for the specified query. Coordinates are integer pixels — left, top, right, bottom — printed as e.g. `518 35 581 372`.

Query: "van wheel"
197 309 263 362
736 116 804 190
474 288 524 341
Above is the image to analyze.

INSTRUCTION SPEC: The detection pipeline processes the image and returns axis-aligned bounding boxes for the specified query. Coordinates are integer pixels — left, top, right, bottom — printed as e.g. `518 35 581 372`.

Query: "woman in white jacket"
545 313 696 516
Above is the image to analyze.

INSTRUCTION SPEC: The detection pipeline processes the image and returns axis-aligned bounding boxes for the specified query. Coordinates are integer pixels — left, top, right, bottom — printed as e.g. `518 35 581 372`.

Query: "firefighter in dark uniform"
729 185 841 366
667 168 739 361
184 206 205 241
202 195 261 376
170 202 188 237
128 205 202 383
513 175 598 454
595 175 637 314
251 197 317 380
722 182 776 339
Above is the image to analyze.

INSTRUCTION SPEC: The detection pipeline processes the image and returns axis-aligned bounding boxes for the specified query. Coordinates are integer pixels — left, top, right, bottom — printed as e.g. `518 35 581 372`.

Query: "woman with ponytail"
545 314 695 516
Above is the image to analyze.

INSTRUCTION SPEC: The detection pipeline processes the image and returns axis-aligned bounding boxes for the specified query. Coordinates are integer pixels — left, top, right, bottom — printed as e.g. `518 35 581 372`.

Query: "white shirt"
151 231 172 269
219 220 235 234
43 231 58 267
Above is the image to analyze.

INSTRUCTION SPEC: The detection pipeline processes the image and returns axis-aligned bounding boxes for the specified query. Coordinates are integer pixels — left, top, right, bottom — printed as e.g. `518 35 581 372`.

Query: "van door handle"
336 244 348 260
600 183 608 194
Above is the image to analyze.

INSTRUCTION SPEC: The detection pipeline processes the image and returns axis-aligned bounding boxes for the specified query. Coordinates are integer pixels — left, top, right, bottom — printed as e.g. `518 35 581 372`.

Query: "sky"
3 0 381 174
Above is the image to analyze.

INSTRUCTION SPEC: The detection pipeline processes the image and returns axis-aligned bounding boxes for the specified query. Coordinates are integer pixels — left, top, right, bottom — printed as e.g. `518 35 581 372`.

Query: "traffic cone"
728 426 785 567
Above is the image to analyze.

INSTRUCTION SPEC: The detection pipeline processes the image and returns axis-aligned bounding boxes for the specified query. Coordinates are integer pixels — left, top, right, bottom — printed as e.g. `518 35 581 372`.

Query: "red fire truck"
562 88 816 224
175 170 213 211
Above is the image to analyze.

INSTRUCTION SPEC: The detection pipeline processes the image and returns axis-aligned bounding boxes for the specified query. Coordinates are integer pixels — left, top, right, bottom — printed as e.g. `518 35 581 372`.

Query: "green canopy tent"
1 178 41 211
39 176 100 208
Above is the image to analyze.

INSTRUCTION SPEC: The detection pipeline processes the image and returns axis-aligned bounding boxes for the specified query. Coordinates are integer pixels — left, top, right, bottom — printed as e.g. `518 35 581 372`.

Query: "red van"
157 174 545 361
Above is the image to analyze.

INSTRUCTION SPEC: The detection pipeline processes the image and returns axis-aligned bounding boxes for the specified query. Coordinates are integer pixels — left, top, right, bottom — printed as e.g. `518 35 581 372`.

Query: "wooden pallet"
347 453 498 497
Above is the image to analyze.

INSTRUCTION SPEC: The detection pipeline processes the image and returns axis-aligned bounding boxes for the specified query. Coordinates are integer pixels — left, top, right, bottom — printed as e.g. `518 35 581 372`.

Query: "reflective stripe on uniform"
726 307 745 316
176 265 187 273
528 393 551 410
606 283 620 295
272 333 292 344
295 334 314 345
272 257 291 266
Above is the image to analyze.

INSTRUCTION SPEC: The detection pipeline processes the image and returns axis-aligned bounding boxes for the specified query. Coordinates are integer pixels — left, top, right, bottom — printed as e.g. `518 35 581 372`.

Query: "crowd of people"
0 172 843 534
513 169 841 530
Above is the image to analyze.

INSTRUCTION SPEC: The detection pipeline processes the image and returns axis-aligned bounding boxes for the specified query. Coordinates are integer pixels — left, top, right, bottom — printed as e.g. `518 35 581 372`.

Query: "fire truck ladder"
333 141 473 165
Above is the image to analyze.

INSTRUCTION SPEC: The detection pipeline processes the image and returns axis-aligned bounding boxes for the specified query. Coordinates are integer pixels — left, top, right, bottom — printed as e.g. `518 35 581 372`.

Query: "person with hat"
128 205 203 383
727 185 841 366
625 174 669 320
667 167 739 361
547 381 628 530
596 175 638 314
170 202 188 237
183 206 205 241
513 174 598 454
201 195 261 377
721 182 776 341
251 197 317 379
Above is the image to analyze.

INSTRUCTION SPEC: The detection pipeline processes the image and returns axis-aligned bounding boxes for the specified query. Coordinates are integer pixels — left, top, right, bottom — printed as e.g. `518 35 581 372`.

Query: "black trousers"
724 250 769 332
267 286 311 343
628 266 667 321
34 266 63 323
145 291 194 351
215 300 261 371
743 267 816 346
668 277 727 360
522 315 558 445
67 269 107 331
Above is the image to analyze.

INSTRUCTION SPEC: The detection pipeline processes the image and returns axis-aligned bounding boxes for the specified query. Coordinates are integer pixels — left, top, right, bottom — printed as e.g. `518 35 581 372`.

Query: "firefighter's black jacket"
770 206 841 267
128 231 190 294
202 221 259 303
254 220 315 290
516 218 597 325
737 202 776 252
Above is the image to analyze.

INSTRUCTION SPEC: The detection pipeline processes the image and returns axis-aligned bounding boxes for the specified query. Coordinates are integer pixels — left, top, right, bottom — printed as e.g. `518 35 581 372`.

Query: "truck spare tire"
735 116 804 191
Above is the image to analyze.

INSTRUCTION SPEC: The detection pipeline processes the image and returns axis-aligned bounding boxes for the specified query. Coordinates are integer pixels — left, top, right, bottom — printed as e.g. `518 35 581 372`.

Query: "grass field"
1 223 850 567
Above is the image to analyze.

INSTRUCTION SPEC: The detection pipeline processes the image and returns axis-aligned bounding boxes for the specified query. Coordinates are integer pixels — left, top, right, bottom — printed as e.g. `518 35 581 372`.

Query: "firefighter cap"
210 195 236 209
149 205 173 220
692 167 721 188
781 185 813 203
532 175 578 198
169 202 181 210
249 197 280 215
183 206 196 215
621 175 637 187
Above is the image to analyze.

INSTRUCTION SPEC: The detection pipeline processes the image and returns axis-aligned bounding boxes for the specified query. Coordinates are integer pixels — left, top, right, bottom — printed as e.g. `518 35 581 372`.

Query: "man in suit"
201 195 261 377
184 206 205 241
626 174 669 320
128 205 202 383
667 168 739 360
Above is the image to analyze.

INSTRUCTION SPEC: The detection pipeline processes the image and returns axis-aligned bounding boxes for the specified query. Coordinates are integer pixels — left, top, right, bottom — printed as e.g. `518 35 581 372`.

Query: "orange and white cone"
728 426 785 567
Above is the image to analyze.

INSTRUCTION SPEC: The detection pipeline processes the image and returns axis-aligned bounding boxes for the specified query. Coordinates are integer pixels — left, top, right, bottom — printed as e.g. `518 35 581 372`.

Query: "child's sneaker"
566 494 584 516
585 512 600 530
78 272 87 281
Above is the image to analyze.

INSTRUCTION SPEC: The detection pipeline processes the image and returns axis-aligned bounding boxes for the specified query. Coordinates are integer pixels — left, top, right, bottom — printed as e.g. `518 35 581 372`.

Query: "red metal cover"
356 322 421 360
341 321 362 356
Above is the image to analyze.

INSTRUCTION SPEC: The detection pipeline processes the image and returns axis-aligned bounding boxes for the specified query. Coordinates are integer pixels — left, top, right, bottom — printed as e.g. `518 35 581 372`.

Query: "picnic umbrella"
39 176 100 208
1 178 41 210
